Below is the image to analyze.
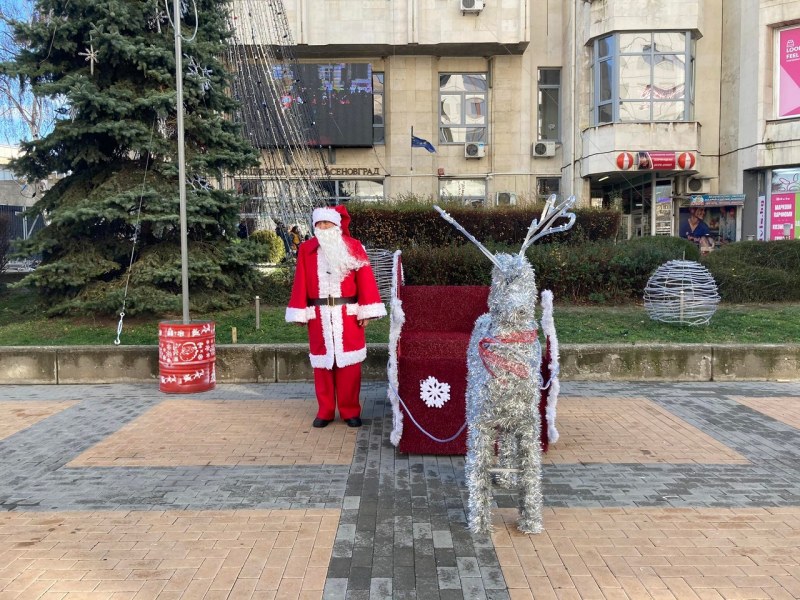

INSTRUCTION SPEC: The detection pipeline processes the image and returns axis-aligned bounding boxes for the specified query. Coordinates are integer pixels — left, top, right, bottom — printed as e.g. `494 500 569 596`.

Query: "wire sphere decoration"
365 248 395 304
644 260 721 326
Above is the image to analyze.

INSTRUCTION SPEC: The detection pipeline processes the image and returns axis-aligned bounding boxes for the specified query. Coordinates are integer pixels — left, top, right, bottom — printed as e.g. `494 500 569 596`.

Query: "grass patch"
1 283 799 345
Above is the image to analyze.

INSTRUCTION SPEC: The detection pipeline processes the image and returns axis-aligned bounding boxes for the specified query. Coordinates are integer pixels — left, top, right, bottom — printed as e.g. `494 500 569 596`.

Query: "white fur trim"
388 251 405 446
357 302 387 320
286 306 314 323
540 289 560 444
345 303 359 316
312 207 341 226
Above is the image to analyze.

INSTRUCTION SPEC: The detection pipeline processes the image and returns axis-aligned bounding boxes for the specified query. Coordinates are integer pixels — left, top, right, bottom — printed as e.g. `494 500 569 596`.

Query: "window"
373 72 385 144
439 178 486 206
593 32 694 124
536 177 561 201
439 73 487 144
538 68 561 141
320 179 384 204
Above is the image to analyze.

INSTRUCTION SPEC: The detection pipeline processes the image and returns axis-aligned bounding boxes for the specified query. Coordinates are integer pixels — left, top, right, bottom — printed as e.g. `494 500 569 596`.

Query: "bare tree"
0 1 57 144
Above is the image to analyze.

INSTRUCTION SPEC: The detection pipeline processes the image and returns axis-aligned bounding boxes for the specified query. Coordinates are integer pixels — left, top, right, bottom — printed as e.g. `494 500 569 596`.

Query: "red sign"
635 151 676 170
616 151 696 171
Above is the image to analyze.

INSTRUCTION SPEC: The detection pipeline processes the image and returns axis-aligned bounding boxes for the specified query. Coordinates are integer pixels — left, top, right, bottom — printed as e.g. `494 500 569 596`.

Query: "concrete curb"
1 343 798 385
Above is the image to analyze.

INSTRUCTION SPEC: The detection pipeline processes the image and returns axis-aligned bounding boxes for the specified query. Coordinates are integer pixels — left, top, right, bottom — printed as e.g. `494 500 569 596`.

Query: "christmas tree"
1 0 263 315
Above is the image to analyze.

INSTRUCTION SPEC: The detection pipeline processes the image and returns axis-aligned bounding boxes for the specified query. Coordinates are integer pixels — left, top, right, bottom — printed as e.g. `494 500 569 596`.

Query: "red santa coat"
285 237 387 369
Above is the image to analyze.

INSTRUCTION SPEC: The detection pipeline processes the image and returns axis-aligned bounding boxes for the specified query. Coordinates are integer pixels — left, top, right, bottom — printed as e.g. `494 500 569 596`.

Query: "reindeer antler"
433 205 503 270
519 195 577 256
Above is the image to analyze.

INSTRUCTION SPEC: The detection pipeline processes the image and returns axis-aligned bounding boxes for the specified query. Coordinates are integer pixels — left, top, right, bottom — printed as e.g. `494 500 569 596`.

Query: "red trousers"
313 362 362 420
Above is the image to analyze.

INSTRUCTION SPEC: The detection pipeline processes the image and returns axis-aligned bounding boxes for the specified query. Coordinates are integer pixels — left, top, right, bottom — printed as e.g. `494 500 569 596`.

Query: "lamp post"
173 0 190 325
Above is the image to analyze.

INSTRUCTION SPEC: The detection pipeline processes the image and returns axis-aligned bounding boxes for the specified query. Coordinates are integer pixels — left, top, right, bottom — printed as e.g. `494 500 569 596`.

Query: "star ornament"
186 56 213 92
78 44 99 75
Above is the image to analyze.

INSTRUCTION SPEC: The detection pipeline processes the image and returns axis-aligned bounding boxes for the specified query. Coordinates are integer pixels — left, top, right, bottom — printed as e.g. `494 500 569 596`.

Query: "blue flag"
411 135 436 153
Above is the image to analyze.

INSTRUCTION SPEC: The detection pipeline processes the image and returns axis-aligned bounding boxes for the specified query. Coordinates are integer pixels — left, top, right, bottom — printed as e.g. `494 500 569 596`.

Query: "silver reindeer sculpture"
434 195 576 535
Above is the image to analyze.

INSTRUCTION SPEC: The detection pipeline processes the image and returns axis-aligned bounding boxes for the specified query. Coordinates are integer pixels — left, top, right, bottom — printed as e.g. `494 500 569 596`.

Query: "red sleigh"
386 253 561 456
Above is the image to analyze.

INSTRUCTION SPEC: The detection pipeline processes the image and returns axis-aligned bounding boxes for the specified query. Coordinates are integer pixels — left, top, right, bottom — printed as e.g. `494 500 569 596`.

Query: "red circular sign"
616 152 634 170
677 152 696 169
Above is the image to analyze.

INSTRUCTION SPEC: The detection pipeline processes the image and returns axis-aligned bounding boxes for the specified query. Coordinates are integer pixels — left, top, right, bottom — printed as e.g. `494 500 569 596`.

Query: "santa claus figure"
285 205 387 428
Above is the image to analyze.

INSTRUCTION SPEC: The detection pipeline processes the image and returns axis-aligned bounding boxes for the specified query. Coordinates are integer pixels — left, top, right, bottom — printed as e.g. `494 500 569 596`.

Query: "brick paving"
0 401 76 441
0 380 798 599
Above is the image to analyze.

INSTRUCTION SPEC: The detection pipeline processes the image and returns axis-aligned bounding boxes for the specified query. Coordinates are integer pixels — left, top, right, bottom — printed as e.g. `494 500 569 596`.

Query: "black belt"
308 296 358 307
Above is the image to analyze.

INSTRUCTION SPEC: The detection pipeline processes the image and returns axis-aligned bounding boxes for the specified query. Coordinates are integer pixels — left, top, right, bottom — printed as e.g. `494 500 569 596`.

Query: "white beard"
315 226 364 282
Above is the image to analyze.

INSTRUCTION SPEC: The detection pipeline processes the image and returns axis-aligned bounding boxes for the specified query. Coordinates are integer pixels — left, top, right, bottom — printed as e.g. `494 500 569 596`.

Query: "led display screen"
235 62 374 148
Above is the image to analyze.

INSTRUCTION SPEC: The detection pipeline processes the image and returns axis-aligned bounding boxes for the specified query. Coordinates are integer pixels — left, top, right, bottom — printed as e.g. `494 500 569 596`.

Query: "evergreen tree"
1 0 263 315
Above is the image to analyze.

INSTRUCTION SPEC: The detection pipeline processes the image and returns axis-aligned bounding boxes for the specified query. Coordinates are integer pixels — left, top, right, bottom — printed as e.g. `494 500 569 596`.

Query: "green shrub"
702 240 800 302
349 202 621 249
249 229 286 264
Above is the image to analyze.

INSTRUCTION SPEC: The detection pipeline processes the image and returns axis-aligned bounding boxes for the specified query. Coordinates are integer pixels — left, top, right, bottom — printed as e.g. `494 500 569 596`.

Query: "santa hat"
312 205 352 236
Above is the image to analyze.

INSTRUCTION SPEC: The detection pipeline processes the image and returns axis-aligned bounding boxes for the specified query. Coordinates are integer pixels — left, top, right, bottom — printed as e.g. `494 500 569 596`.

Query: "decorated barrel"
158 321 216 393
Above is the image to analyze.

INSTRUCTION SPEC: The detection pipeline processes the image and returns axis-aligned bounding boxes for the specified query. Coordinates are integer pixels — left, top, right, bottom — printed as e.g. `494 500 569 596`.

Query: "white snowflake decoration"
420 376 450 409
78 41 99 76
157 116 176 139
189 174 212 191
186 56 213 92
148 10 168 32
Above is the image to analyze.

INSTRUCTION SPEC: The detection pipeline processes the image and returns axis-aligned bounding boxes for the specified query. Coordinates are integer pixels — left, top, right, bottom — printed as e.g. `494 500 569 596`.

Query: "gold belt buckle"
327 296 335 307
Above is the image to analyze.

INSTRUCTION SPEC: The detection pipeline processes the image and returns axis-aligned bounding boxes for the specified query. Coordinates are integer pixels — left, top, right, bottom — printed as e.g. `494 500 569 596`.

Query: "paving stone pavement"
0 380 799 599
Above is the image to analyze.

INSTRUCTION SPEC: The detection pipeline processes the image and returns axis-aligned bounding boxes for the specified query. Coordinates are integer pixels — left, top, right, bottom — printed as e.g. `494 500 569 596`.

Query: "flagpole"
410 126 414 173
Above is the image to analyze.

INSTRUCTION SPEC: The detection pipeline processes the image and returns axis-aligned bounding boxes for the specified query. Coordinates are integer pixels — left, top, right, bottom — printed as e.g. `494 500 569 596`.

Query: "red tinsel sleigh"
386 255 561 456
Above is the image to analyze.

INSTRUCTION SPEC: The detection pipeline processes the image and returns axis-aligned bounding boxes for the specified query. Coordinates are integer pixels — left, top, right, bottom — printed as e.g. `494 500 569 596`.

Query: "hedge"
701 240 800 303
348 201 620 249
402 236 700 303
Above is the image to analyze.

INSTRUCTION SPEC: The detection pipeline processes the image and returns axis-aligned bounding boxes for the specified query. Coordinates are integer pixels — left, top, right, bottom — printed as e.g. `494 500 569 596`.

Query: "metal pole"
173 0 190 324
255 296 261 330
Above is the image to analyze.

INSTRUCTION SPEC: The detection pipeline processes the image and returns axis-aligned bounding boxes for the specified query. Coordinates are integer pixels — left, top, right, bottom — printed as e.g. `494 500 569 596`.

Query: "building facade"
236 0 800 243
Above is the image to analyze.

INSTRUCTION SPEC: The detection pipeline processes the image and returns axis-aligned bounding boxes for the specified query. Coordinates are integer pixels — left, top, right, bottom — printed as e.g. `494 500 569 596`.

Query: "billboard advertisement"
769 193 800 240
777 26 800 118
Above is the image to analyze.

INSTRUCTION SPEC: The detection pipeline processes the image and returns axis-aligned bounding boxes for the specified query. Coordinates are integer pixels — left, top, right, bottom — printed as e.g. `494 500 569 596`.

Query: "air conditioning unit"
495 191 517 206
532 141 556 158
686 177 710 194
460 0 484 14
465 142 486 158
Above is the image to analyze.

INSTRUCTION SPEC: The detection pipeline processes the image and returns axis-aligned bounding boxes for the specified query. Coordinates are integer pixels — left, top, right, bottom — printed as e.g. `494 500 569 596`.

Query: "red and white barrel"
158 321 216 393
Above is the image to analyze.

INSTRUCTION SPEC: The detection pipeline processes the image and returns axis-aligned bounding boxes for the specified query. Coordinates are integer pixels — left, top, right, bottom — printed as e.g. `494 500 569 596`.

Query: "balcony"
580 121 702 177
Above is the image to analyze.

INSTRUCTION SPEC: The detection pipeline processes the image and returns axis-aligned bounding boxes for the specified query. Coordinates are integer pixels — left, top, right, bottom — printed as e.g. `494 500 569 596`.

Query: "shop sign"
757 195 766 240
616 151 695 170
769 192 800 240
688 194 746 207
